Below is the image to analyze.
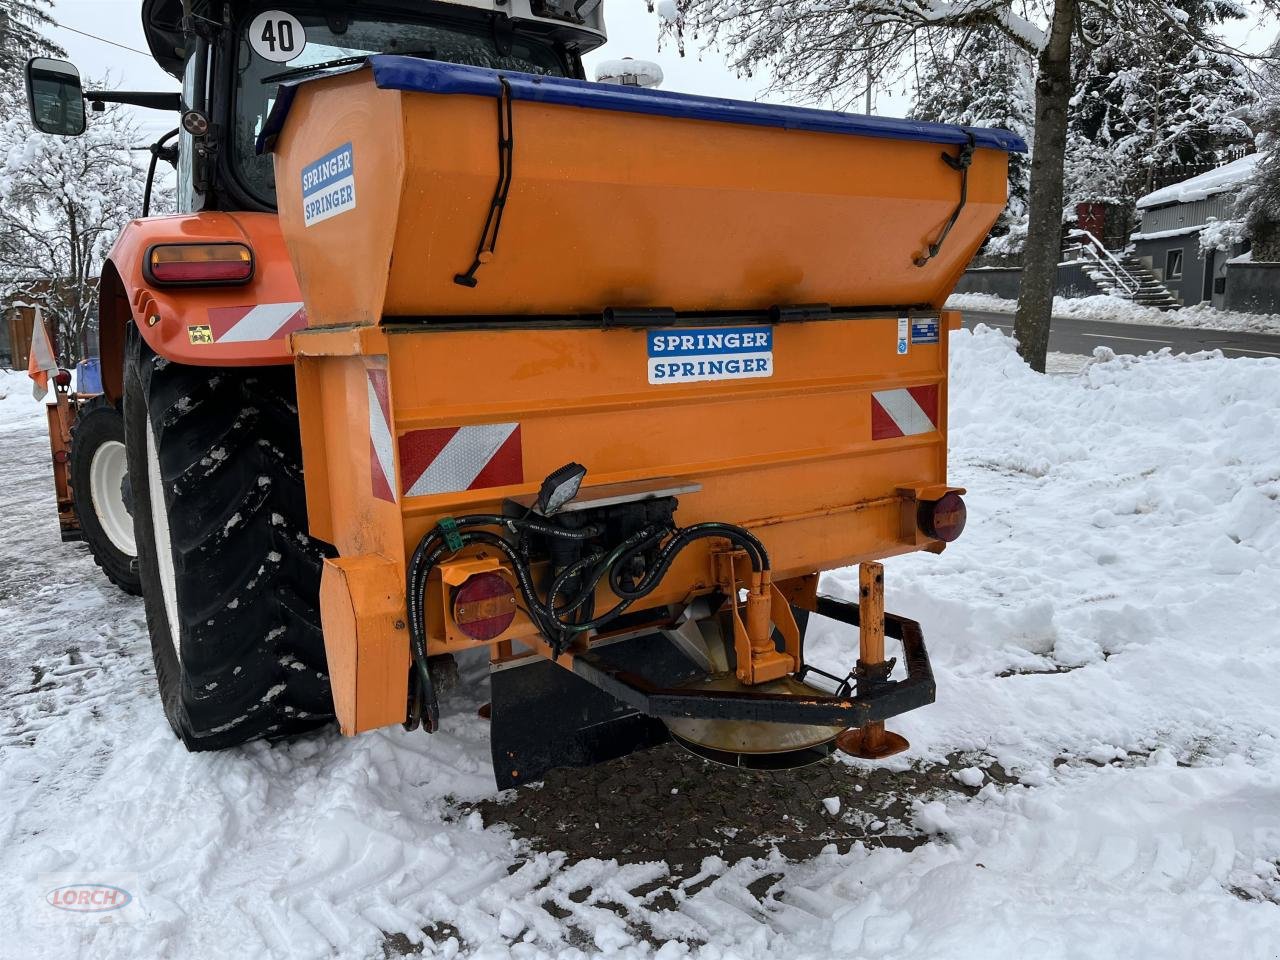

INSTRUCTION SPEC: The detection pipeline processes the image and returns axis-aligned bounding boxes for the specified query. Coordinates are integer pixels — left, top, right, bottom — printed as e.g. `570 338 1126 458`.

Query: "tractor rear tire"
70 396 142 595
123 326 334 749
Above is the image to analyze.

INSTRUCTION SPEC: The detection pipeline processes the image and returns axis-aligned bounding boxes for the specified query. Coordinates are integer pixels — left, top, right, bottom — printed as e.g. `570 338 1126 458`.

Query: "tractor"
26 0 1022 786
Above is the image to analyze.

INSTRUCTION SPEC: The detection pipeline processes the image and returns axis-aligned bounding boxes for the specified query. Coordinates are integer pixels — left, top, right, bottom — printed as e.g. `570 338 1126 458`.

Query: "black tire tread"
124 329 333 749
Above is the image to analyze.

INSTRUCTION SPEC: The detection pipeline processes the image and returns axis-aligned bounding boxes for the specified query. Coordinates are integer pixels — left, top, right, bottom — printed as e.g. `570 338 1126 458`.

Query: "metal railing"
1063 228 1140 298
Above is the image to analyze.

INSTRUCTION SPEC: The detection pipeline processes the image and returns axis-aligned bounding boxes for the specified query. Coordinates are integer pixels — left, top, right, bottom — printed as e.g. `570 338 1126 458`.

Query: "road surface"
962 309 1280 360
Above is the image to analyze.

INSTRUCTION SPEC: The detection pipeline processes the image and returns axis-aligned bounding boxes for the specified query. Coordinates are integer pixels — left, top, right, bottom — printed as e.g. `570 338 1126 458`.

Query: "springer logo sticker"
301 142 356 227
647 326 773 385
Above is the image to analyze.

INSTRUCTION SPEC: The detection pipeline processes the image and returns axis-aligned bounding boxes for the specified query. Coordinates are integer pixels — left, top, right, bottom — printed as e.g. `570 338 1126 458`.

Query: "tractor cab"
147 0 604 213
42 0 605 214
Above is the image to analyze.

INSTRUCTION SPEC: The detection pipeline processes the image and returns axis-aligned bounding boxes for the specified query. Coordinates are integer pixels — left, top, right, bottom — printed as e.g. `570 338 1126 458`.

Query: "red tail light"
918 491 966 542
452 572 517 641
146 243 254 285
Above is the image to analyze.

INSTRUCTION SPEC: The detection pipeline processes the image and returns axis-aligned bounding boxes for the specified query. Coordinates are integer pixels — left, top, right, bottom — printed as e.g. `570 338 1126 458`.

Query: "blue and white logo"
911 317 940 344
647 326 773 385
301 142 356 227
896 316 910 356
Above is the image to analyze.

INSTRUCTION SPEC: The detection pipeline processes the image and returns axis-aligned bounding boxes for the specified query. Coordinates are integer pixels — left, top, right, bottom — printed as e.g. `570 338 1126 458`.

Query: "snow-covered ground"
947 291 1280 336
3 329 1280 958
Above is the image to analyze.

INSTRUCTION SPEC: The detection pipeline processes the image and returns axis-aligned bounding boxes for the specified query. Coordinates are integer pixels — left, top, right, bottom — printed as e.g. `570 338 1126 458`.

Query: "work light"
536 462 587 516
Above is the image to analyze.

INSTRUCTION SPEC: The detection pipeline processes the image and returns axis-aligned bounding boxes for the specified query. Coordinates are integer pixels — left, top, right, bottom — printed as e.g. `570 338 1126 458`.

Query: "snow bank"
1136 154 1260 210
947 291 1280 336
4 333 1280 958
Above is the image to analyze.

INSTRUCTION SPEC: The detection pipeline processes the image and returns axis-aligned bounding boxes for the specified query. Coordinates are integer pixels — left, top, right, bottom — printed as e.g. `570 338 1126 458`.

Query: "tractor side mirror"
26 57 87 137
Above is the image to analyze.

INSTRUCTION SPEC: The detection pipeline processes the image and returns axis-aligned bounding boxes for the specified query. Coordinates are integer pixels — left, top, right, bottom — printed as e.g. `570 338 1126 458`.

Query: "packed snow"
1136 154 1260 210
947 291 1280 336
593 59 665 88
3 327 1280 957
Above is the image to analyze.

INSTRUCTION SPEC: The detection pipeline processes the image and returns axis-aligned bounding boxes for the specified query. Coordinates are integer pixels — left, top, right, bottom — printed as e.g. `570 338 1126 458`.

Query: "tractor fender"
97 211 301 402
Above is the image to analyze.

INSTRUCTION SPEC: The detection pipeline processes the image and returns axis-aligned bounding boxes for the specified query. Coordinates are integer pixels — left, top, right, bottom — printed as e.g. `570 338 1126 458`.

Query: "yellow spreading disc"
663 622 842 769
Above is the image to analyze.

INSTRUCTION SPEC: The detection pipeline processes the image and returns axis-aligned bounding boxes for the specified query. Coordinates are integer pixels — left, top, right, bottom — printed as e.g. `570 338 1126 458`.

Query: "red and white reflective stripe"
399 423 522 498
205 302 306 343
366 367 396 503
871 385 939 440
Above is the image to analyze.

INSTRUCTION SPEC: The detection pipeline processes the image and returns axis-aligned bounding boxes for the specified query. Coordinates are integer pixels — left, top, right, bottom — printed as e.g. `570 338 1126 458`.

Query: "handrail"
1065 228 1140 297
1076 246 1139 297
1068 228 1132 277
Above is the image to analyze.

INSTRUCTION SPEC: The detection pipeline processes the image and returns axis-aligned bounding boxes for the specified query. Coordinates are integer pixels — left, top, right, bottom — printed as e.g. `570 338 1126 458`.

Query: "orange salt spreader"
266 58 1019 784
26 0 1022 787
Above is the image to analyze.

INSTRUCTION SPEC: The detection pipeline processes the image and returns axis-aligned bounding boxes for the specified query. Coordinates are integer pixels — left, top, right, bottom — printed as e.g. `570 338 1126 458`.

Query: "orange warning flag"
27 307 59 400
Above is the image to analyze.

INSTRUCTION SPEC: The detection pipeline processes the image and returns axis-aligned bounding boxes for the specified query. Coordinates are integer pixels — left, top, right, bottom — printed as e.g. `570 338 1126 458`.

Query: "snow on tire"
123 326 333 748
69 396 142 595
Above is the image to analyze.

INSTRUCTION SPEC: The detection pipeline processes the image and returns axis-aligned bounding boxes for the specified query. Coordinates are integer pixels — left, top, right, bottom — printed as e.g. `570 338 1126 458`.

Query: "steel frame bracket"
570 594 934 729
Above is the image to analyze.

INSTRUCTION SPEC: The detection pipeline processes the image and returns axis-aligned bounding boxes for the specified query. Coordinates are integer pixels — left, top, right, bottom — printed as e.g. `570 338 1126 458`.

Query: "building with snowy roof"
1130 154 1258 308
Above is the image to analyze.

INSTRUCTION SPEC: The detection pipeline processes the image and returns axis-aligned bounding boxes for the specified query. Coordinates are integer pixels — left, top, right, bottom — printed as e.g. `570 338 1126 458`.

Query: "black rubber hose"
406 538 454 694
142 128 179 218
547 526 664 622
609 523 769 601
405 514 603 662
405 517 771 711
407 528 566 701
546 553 600 617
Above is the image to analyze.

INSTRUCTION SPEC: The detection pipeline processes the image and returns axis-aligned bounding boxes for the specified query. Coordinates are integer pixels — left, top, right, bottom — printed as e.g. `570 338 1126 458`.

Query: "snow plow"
26 0 1023 787
23 309 142 597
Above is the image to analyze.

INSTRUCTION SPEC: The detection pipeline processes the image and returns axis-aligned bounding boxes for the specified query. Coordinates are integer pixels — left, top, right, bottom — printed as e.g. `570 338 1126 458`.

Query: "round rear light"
918 492 967 542
452 572 517 641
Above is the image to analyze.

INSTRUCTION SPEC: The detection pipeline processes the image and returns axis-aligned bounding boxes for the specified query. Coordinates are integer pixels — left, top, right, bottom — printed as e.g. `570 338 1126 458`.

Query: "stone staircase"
1066 229 1180 310
1113 253 1180 309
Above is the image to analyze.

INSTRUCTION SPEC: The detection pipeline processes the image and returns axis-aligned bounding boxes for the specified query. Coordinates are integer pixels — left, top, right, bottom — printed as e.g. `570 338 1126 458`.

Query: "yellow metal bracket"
837 561 910 759
713 548 799 685
897 482 967 550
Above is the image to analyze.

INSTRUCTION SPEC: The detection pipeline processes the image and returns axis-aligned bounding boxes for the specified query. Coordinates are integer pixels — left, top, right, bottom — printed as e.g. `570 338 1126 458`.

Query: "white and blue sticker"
897 316 910 356
911 316 940 344
647 326 773 385
301 142 356 227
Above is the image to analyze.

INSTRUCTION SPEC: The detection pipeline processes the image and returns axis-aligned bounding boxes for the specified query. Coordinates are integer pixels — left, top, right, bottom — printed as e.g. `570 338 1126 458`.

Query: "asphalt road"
962 309 1280 360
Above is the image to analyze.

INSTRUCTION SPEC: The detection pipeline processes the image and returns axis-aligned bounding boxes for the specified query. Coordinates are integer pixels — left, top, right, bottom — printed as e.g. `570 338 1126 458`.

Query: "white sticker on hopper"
301 142 356 227
646 326 773 385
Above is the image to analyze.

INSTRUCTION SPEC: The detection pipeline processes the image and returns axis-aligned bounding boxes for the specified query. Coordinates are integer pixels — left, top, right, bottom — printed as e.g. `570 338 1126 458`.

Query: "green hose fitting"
438 516 464 552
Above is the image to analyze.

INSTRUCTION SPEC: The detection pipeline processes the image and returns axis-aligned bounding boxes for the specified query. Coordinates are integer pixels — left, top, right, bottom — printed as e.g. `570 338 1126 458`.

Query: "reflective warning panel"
399 424 523 498
872 386 939 440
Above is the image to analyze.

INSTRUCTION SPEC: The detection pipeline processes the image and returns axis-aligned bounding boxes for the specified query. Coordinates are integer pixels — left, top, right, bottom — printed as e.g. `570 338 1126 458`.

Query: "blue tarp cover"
262 55 1027 155
76 357 103 395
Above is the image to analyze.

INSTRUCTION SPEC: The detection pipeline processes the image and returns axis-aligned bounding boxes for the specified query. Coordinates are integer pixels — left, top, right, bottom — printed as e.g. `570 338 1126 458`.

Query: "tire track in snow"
4 339 1280 960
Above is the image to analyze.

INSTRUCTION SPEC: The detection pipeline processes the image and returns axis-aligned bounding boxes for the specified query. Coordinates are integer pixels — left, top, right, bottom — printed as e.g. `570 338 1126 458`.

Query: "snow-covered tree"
654 0 1278 373
0 100 151 359
0 0 62 78
911 26 1035 257
1233 42 1280 261
1067 0 1254 212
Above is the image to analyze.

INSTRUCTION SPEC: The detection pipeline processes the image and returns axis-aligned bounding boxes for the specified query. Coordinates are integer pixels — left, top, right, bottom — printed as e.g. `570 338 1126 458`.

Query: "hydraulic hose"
404 513 770 726
609 522 769 600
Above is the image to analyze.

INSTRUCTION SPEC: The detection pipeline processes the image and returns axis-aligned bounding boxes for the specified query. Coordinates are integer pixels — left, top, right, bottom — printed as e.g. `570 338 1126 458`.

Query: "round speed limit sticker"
249 10 306 63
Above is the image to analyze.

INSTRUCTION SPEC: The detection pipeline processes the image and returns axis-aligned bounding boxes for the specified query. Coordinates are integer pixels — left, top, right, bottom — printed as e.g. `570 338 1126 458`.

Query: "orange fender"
96 211 298 401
